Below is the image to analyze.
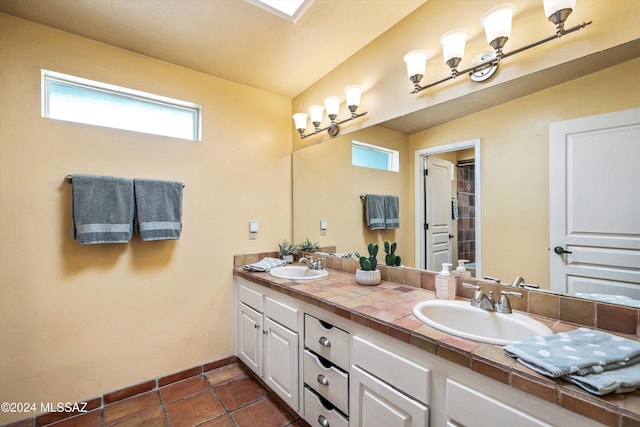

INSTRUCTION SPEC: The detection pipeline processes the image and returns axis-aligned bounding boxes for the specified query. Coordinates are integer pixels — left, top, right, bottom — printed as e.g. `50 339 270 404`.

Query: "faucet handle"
462 283 480 291
496 291 522 314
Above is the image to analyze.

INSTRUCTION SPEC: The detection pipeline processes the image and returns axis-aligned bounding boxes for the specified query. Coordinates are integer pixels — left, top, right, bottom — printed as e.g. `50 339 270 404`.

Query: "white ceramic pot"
282 254 294 263
355 268 381 286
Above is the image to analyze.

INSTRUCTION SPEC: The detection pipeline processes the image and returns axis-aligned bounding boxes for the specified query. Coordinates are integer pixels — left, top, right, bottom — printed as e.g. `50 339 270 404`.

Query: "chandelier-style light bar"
404 0 592 94
293 85 367 138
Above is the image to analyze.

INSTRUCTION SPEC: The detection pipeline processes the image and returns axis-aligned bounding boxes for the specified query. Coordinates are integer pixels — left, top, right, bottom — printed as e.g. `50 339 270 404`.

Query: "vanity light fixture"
293 85 367 138
404 0 592 94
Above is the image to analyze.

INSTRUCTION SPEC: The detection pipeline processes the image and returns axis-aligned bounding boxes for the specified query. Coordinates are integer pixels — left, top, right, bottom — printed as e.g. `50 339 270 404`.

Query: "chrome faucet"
300 256 324 270
510 275 539 289
496 290 523 313
462 283 496 311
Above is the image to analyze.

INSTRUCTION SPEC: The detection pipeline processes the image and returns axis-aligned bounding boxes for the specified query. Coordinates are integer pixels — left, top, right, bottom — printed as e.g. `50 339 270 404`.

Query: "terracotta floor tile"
197 414 235 427
110 408 168 427
160 375 210 404
205 363 250 387
230 397 295 427
165 390 225 427
48 410 101 427
214 376 268 411
103 391 161 426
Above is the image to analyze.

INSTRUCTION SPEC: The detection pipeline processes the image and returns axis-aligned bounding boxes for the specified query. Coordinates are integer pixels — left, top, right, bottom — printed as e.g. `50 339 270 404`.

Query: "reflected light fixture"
405 0 591 94
293 85 367 138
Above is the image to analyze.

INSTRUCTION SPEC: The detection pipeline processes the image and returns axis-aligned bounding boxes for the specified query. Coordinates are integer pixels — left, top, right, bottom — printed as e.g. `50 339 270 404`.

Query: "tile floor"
42 363 308 427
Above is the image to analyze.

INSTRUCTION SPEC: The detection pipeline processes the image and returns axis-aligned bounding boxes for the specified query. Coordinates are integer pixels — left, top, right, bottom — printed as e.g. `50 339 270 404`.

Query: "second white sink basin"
413 299 552 345
269 266 329 281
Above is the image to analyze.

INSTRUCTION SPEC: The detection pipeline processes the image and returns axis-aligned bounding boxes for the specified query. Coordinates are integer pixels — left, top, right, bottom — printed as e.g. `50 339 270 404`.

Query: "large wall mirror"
293 58 640 308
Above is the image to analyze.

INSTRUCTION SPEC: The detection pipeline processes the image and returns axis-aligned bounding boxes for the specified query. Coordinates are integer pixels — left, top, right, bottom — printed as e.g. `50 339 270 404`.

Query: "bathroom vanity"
233 265 630 426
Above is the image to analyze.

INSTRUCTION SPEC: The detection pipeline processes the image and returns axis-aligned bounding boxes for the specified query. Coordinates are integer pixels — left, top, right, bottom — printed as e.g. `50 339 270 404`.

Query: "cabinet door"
264 317 299 411
351 365 429 427
237 301 263 377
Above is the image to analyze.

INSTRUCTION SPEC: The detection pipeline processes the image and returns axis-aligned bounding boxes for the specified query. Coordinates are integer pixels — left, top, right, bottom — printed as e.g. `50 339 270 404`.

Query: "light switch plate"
249 221 258 239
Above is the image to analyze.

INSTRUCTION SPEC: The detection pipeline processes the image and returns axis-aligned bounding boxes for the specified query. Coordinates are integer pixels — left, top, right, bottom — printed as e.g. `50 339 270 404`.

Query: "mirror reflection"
292 58 640 308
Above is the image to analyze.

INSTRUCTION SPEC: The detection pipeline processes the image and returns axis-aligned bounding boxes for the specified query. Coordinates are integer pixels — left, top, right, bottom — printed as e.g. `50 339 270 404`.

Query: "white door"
549 107 640 298
426 157 453 271
351 365 429 427
263 317 299 411
236 301 263 376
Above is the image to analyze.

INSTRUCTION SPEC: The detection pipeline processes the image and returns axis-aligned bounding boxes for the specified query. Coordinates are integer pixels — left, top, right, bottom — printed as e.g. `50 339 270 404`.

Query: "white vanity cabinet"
235 278 299 411
350 335 430 427
303 314 351 427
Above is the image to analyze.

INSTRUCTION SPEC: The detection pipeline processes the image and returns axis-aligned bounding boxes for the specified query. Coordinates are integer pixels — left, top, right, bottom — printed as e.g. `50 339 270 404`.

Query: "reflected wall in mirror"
292 58 640 307
293 125 415 266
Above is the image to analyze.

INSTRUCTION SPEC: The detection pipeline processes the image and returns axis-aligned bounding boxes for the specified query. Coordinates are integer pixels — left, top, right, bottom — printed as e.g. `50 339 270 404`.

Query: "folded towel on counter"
243 257 287 272
384 195 400 229
504 328 640 378
566 362 640 395
134 178 183 241
72 174 135 244
364 194 386 230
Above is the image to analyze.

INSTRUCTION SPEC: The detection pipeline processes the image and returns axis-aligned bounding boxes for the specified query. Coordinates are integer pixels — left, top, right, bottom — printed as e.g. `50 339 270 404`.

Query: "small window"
42 70 202 141
352 140 399 172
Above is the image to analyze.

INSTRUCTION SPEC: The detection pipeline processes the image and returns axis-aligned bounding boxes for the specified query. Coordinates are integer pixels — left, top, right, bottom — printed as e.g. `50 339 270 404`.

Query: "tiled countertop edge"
233 266 640 427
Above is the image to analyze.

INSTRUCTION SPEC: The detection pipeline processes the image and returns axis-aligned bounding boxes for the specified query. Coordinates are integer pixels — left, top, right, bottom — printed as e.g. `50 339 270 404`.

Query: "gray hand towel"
72 174 135 244
365 194 386 230
384 195 400 229
134 178 183 241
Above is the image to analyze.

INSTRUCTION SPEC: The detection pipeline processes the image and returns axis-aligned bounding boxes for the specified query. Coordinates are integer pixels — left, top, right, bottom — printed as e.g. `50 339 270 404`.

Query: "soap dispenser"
454 259 470 278
435 263 456 300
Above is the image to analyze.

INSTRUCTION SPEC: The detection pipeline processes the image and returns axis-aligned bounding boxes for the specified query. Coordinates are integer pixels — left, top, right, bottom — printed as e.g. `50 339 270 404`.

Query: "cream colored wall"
409 58 640 288
0 14 292 423
293 126 413 266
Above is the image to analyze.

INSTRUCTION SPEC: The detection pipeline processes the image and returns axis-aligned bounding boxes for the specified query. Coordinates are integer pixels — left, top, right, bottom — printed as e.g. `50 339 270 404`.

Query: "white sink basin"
269 266 329 281
412 299 552 345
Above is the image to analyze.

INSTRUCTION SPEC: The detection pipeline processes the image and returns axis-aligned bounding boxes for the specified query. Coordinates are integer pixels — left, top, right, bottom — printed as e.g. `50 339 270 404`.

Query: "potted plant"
278 239 297 263
354 243 381 286
297 237 320 254
384 241 402 266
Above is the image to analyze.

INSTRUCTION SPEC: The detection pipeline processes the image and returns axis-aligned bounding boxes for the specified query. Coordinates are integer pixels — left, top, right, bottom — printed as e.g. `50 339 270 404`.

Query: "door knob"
553 246 573 255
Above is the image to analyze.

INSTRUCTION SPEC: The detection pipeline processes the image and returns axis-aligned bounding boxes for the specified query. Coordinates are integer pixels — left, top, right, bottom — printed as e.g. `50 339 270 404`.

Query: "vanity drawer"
237 282 263 312
304 386 348 427
265 296 298 331
304 314 349 370
303 350 349 414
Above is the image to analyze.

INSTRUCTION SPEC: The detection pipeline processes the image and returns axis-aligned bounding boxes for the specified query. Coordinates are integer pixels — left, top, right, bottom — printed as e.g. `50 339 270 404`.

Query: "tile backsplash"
234 251 639 338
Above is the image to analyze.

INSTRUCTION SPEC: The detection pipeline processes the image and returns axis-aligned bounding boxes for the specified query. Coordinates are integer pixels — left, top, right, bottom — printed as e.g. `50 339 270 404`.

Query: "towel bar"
65 174 185 187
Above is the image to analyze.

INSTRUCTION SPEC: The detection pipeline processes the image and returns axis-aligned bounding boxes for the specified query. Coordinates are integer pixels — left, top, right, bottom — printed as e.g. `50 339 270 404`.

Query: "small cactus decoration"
354 243 379 271
384 241 402 266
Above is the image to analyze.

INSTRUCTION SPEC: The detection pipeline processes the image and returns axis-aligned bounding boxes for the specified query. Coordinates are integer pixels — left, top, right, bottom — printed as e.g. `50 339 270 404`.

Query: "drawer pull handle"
317 374 329 386
318 415 330 427
254 324 259 329
318 336 331 347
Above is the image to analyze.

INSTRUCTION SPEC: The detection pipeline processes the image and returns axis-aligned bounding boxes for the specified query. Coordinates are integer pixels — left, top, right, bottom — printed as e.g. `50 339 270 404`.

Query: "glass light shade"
543 0 575 18
292 112 308 130
482 3 515 44
308 105 324 123
344 85 362 108
403 49 428 78
324 96 340 117
440 30 468 62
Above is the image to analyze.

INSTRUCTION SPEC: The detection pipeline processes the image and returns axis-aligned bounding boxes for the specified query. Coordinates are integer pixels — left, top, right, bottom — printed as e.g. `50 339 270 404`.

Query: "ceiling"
0 0 428 98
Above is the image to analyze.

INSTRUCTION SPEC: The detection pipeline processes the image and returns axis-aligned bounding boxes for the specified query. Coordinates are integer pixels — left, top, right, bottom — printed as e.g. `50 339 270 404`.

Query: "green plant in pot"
297 238 319 254
278 239 297 263
354 243 381 286
384 241 402 266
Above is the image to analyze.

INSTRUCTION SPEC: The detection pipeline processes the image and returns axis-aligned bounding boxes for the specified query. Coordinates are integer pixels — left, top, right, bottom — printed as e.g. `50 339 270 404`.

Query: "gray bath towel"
72 174 135 244
365 194 386 230
134 178 183 241
384 195 400 229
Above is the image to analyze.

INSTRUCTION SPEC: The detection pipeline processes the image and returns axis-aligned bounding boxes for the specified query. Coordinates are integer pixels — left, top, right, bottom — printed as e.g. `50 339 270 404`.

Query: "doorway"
415 139 482 277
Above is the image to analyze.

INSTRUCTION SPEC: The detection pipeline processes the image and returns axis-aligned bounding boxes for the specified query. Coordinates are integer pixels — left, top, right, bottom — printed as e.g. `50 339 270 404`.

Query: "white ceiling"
0 0 428 98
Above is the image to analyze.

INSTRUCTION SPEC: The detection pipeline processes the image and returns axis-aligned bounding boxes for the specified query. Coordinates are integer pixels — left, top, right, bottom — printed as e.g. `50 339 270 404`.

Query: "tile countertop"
233 266 640 427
